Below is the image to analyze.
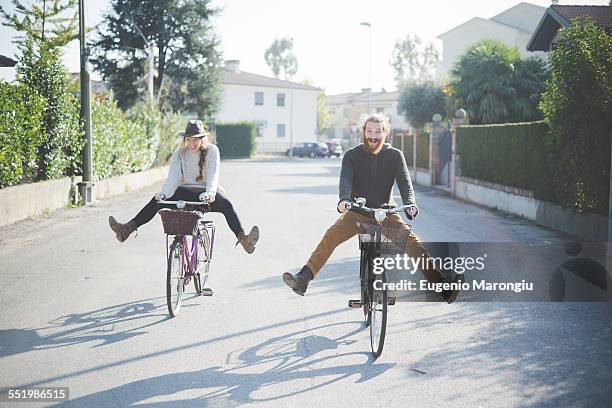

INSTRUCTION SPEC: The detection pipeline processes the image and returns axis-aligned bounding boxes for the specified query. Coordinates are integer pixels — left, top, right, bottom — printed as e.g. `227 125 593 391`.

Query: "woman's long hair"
179 134 210 182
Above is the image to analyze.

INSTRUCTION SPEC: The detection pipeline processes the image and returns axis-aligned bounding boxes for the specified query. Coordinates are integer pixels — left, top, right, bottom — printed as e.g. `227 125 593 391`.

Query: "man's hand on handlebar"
337 200 350 213
405 204 419 220
155 192 166 202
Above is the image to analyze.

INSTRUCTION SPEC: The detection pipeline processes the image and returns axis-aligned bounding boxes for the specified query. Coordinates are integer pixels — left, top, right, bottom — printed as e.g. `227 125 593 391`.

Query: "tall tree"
540 19 611 214
390 34 439 85
264 37 298 79
450 39 548 124
90 0 223 117
398 82 445 129
0 0 78 48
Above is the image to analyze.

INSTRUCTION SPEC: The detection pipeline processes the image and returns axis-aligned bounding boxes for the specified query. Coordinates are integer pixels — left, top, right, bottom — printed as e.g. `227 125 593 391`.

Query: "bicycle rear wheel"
194 231 211 295
370 270 388 358
167 238 185 317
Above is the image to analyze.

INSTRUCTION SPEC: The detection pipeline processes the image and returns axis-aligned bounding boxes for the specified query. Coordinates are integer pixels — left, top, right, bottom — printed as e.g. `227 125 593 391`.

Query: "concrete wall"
0 166 169 227
454 176 607 241
217 83 318 153
409 168 432 187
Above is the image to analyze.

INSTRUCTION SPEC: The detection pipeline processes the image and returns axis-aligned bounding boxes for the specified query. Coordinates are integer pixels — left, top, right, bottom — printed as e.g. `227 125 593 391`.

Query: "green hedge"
216 122 256 158
0 82 46 188
457 121 555 202
91 98 160 180
416 131 430 169
392 133 414 167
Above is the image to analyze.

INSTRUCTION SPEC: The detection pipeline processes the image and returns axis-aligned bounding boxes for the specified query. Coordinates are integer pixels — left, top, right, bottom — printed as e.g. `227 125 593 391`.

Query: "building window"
277 93 285 107
277 124 286 138
255 91 264 106
255 120 266 138
376 107 385 114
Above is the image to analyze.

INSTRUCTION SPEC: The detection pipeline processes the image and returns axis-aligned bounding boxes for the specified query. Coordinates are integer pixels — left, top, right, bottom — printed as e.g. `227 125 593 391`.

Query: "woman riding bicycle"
108 119 259 254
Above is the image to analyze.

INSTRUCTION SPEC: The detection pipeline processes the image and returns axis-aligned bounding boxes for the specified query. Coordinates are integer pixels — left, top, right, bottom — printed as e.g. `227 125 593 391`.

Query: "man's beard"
363 136 386 154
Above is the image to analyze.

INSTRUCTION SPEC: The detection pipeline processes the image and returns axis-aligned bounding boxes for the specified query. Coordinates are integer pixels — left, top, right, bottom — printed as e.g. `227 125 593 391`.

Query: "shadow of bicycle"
0 297 171 359
55 320 395 407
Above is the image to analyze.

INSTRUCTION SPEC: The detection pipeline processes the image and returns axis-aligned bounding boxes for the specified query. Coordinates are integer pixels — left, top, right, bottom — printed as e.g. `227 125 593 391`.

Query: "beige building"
326 89 410 143
437 2 548 78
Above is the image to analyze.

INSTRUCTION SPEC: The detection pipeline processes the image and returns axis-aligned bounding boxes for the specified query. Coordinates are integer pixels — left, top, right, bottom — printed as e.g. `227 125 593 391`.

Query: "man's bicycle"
347 198 413 358
157 192 216 317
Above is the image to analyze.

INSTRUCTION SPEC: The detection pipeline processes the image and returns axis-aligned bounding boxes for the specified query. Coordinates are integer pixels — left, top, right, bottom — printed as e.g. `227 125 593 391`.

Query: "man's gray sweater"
338 143 416 208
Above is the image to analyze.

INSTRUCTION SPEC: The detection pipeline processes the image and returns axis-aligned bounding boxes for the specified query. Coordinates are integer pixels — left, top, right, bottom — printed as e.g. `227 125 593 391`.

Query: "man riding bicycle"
282 113 461 303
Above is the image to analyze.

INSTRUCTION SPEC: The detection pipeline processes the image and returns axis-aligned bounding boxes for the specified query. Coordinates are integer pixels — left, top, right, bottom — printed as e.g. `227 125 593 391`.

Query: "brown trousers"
306 211 444 284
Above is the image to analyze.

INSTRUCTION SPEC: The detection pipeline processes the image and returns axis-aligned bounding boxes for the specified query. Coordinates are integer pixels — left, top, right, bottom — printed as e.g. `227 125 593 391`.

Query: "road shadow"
0 297 171 359
53 321 394 407
389 302 612 407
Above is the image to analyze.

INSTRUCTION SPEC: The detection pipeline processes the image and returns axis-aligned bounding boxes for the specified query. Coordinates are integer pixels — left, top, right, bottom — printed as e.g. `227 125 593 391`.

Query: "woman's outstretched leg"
210 192 259 253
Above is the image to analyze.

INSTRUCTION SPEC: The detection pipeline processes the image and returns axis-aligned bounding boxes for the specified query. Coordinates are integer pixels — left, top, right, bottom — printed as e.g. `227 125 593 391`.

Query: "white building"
216 60 320 153
326 89 410 142
437 2 548 78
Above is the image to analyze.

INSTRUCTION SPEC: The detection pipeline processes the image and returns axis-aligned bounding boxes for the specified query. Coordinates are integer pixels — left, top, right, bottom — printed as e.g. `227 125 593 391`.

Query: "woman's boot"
109 216 137 242
236 226 259 254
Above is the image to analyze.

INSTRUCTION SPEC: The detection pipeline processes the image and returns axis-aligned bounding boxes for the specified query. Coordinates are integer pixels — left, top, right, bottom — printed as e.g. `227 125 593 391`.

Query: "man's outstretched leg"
386 214 462 304
283 211 366 296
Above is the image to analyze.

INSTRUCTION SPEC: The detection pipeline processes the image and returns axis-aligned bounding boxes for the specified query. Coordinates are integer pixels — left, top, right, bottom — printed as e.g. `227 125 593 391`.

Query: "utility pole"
77 0 94 205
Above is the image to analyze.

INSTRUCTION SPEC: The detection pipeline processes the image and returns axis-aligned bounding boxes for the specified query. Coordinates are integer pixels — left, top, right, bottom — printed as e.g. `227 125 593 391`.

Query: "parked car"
325 141 343 157
287 142 329 158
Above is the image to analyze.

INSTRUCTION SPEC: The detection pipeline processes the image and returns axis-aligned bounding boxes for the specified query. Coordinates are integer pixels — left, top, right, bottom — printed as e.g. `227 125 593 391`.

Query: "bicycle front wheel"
167 238 185 317
370 270 388 358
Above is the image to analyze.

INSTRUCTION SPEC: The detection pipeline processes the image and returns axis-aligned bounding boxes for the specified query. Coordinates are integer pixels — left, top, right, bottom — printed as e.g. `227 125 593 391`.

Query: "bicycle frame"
165 221 216 280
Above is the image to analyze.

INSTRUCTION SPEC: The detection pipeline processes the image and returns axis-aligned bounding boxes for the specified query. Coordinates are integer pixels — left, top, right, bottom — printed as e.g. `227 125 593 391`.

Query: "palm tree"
450 39 548 124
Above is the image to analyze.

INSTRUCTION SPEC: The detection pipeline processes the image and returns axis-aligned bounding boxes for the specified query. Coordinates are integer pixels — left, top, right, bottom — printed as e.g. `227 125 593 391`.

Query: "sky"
0 0 608 95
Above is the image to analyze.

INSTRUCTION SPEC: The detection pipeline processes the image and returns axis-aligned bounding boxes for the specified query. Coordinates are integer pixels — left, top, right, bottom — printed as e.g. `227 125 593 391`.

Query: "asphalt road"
0 158 611 407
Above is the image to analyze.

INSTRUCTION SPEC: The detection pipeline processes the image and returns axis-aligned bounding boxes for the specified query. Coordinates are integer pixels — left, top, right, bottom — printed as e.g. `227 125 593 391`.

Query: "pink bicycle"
158 196 216 317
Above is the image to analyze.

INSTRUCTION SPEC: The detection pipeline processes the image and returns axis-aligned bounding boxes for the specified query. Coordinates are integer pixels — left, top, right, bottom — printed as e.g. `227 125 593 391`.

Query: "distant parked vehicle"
287 142 329 158
325 141 343 158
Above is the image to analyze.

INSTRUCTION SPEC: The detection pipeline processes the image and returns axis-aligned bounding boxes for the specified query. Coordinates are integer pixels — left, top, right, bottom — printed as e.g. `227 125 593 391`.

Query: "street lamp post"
360 21 372 114
77 0 94 205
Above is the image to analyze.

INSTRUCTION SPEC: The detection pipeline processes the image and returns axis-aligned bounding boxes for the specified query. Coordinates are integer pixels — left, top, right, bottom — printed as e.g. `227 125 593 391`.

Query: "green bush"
0 82 46 188
457 122 556 201
398 82 445 128
416 131 430 169
540 19 611 214
91 97 160 179
17 38 81 180
216 122 256 158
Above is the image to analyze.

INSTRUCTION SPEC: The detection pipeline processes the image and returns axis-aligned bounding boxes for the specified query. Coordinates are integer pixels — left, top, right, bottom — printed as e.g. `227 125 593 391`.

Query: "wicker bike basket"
357 221 412 253
159 209 203 235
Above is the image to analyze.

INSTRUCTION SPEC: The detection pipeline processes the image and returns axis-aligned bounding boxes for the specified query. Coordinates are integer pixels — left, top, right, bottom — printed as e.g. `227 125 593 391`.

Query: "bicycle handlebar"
346 198 414 223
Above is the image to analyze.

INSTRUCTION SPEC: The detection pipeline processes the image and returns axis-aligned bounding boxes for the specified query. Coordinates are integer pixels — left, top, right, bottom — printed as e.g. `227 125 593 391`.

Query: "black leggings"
131 189 244 236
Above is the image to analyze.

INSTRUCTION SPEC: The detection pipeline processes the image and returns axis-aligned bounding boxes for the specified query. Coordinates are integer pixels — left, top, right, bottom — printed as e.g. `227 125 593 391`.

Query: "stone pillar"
429 114 444 185
451 109 469 196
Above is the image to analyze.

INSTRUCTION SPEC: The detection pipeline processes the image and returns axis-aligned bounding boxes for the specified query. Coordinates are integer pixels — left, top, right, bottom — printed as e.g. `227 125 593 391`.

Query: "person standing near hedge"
108 120 260 253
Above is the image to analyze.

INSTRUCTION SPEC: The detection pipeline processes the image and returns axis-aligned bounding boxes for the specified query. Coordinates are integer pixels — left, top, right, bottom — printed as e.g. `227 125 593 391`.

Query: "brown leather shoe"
109 216 137 242
442 274 464 304
236 226 259 254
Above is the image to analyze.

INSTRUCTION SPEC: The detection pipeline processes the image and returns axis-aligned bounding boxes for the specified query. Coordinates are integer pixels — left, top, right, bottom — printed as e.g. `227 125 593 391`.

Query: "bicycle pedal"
348 299 362 308
201 288 214 296
388 297 396 306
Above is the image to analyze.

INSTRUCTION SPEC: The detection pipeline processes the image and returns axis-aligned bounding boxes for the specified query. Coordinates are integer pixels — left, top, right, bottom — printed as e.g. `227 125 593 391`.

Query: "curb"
0 166 169 227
